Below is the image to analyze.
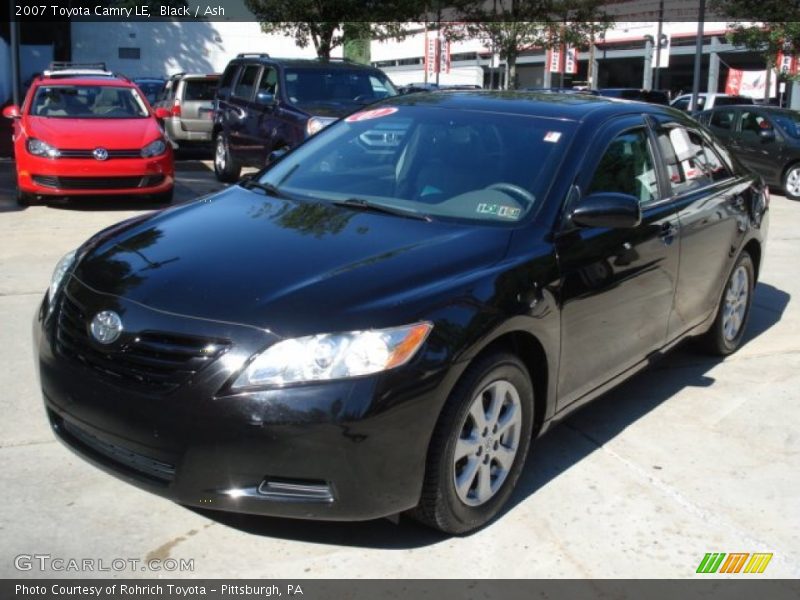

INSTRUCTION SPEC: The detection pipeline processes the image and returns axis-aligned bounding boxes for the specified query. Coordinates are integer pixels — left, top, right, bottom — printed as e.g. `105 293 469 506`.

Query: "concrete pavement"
0 159 797 578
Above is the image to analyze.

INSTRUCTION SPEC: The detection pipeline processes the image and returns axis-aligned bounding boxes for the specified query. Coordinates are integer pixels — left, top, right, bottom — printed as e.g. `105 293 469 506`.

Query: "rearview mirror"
570 192 642 229
2 105 20 119
154 107 171 119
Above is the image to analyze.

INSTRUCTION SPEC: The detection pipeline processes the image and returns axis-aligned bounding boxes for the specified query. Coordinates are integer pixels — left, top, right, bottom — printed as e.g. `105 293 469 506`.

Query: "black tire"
700 251 755 356
213 132 241 183
782 164 800 201
17 189 35 206
152 187 174 204
410 351 534 534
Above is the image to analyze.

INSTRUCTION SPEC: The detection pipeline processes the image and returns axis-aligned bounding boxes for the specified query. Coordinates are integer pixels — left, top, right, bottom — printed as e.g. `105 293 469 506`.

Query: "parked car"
399 82 440 94
2 62 174 205
213 54 398 181
154 72 220 149
597 88 670 105
697 105 800 200
132 77 167 106
671 92 754 113
35 92 768 534
522 87 599 95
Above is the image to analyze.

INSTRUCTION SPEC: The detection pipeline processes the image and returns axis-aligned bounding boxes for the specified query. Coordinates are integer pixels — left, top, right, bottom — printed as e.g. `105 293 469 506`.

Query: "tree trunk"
508 56 517 90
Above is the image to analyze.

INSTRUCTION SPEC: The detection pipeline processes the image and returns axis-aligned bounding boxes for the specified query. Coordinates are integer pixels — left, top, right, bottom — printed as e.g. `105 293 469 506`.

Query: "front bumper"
34 277 451 521
17 152 174 196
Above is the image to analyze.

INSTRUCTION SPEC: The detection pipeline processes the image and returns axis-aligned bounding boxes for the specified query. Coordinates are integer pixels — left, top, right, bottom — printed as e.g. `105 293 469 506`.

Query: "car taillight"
171 100 181 117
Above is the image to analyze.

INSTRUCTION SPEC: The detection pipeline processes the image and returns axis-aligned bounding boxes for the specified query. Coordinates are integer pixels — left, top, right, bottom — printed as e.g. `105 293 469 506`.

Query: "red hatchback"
3 63 174 205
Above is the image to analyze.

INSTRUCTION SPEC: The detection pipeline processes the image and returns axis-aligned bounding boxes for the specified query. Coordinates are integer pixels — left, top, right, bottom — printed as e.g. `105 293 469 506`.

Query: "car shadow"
190 283 788 548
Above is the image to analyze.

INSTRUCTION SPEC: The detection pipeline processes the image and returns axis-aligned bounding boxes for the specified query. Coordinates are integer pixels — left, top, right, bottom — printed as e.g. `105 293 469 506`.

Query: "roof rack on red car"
42 61 125 80
48 61 108 71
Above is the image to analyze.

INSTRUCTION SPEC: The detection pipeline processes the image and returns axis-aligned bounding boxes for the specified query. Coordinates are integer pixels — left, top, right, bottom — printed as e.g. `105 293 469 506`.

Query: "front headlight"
27 138 60 158
141 139 166 157
232 322 432 389
306 116 337 137
48 249 77 312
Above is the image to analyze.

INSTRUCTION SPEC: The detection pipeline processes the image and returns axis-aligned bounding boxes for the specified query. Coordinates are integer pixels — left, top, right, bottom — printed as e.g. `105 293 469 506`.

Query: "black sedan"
34 92 769 534
697 105 800 200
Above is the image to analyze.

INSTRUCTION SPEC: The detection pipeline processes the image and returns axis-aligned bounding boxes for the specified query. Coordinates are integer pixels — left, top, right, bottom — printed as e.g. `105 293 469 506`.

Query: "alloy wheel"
786 167 800 198
722 265 749 342
215 136 226 172
453 379 522 506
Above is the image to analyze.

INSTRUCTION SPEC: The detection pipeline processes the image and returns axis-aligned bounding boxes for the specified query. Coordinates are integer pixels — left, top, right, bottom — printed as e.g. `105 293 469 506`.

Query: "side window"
232 65 259 100
740 110 772 143
257 67 278 97
588 129 659 205
656 125 732 195
220 65 239 90
710 109 736 132
672 97 690 111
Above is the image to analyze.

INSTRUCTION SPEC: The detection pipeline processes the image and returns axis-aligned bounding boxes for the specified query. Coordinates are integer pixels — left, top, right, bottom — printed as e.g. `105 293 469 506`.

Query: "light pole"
691 0 706 112
654 0 664 90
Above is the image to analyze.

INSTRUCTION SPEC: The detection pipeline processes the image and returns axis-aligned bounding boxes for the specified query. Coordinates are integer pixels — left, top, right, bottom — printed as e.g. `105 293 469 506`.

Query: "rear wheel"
410 352 534 534
700 251 755 355
214 132 241 183
782 164 800 201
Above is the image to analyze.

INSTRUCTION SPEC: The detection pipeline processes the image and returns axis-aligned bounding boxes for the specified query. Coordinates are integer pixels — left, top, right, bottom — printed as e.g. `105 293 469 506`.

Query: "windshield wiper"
240 178 292 199
333 198 432 222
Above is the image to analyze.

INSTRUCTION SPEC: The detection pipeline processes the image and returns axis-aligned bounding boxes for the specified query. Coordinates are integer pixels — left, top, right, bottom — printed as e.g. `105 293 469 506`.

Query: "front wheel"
151 187 174 204
700 251 755 355
214 132 241 183
410 352 534 534
17 189 36 206
782 164 800 201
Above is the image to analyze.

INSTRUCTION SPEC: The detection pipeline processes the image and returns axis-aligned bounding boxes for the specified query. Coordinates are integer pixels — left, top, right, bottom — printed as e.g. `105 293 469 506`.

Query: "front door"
555 117 681 407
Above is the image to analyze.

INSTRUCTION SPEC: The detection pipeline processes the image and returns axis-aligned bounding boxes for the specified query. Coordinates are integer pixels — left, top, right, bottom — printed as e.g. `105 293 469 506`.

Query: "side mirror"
267 147 288 164
154 107 171 119
570 192 642 229
2 105 20 119
759 127 776 141
256 91 275 105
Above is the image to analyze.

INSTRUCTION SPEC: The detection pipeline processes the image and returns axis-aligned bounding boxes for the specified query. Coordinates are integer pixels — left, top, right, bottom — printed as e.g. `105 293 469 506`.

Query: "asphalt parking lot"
0 158 798 578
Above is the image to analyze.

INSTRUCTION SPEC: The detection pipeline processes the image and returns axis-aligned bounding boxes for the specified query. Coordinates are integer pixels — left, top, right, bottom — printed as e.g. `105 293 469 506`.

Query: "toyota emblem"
93 147 109 161
90 310 123 344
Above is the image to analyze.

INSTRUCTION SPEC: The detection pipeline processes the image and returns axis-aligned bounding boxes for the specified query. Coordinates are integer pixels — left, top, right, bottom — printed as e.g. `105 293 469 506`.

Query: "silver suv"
671 93 754 113
155 73 220 149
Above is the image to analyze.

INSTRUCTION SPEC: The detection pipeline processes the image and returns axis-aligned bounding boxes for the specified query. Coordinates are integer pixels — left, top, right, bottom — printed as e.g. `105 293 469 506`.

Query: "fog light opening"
257 478 334 503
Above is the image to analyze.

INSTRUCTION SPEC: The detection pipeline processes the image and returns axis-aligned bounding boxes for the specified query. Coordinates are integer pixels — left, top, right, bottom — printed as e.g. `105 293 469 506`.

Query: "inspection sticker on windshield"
477 203 522 219
345 107 399 122
544 131 562 143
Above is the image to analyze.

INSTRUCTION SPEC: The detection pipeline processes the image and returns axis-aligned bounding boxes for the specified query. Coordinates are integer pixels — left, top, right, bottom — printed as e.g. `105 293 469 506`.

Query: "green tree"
445 0 612 90
244 0 425 59
712 0 800 81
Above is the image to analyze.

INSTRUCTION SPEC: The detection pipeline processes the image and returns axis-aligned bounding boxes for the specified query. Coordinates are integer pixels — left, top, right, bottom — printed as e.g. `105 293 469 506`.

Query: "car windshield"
284 68 398 106
772 111 800 138
30 85 149 118
258 105 575 225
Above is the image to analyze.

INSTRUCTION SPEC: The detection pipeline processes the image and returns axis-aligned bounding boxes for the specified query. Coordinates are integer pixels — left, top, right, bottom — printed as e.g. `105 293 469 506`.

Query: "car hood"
25 116 161 149
72 187 512 337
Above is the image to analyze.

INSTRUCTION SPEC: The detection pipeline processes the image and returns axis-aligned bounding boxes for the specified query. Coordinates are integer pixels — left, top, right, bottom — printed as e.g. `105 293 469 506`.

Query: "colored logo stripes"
696 552 773 574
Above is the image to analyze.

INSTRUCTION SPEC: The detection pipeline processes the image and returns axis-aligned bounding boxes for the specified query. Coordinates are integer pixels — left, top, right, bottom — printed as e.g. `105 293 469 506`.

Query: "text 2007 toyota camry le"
34 92 768 534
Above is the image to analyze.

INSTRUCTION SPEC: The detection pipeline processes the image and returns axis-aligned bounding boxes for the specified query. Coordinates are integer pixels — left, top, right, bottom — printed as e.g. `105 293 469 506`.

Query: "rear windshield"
283 68 398 106
184 78 218 101
715 96 753 106
30 85 148 118
258 106 575 225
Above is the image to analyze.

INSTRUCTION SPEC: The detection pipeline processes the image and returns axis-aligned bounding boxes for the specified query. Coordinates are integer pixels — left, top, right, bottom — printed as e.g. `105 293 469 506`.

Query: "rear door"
555 116 681 407
178 76 218 137
735 108 784 184
650 115 751 338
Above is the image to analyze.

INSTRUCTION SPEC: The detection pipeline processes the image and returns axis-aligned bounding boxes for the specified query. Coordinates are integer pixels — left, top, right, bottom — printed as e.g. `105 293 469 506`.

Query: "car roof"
233 57 382 71
384 90 672 122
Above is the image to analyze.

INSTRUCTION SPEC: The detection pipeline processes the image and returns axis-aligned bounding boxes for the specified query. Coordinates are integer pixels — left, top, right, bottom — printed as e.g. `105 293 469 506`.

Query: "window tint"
656 125 731 194
220 65 239 89
257 67 278 95
773 111 800 139
710 109 736 131
588 129 658 205
233 65 259 100
740 110 772 143
672 97 690 111
284 68 397 105
183 78 218 101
